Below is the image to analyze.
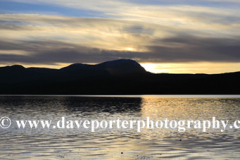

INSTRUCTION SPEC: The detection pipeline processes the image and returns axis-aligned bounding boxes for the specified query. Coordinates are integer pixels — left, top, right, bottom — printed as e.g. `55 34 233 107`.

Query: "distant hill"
0 59 240 94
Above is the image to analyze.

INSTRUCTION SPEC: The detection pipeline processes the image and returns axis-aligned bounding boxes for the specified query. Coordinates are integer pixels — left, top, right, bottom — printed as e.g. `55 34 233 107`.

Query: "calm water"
1 96 240 159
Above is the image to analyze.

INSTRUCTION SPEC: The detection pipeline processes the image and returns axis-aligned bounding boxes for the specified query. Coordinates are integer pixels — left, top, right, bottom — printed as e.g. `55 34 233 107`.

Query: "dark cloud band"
0 35 240 65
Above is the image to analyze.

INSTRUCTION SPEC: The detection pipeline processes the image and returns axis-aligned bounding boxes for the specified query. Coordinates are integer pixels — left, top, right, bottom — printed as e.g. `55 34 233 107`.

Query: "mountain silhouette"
99 59 146 75
0 59 240 94
60 59 146 75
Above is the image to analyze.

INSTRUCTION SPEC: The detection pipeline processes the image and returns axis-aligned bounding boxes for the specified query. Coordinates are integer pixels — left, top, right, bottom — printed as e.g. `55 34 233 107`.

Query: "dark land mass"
0 59 240 94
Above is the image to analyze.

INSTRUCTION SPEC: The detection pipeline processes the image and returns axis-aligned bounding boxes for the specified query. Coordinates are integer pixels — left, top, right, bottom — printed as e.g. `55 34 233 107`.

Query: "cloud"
0 39 141 64
0 33 240 65
145 35 240 62
0 3 240 65
4 0 240 26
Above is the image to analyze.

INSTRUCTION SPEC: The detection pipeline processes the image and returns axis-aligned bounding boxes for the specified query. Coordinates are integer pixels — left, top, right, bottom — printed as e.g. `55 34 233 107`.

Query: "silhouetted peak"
99 59 146 75
100 59 140 67
58 59 146 75
60 63 87 71
66 63 84 67
6 65 25 70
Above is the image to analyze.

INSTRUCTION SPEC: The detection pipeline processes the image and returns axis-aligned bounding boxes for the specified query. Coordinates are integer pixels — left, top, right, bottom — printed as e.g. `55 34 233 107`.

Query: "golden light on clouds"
0 50 29 55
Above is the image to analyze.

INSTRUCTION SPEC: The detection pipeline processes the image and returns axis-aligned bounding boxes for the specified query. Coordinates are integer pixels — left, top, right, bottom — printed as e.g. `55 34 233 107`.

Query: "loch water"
1 95 240 159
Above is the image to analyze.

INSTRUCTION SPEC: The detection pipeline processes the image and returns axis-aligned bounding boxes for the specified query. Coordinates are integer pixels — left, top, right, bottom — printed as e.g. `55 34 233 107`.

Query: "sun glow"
141 62 240 74
141 63 169 73
125 48 134 51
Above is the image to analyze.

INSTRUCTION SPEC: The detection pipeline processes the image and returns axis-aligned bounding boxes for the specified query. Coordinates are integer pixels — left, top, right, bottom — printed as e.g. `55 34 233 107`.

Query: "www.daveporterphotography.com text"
1 117 239 133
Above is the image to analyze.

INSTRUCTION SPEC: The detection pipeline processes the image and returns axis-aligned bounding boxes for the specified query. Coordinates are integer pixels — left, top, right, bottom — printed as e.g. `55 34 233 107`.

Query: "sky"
0 0 240 73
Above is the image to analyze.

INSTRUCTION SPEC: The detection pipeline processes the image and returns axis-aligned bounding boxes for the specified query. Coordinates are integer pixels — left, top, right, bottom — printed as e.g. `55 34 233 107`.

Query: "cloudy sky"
0 0 240 73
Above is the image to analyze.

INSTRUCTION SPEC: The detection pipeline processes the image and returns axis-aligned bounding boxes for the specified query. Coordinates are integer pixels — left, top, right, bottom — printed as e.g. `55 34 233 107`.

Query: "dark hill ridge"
60 59 146 74
0 59 146 83
0 59 240 94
